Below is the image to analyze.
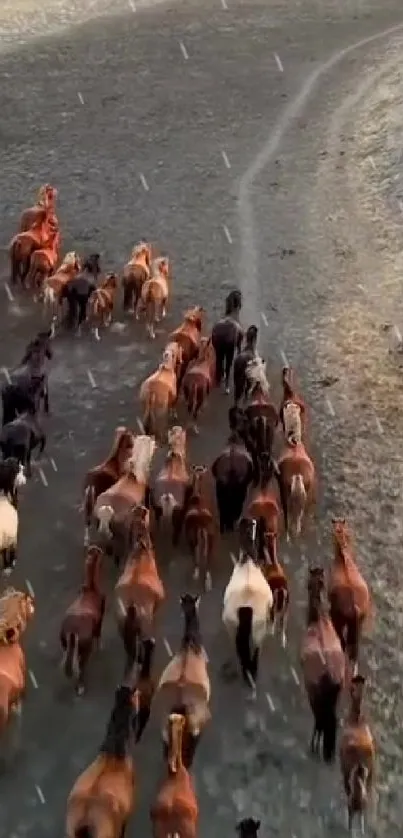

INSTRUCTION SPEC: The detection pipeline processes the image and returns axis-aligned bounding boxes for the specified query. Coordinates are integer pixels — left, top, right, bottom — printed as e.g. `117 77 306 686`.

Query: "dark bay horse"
212 431 254 533
2 331 53 425
211 290 243 394
61 254 101 333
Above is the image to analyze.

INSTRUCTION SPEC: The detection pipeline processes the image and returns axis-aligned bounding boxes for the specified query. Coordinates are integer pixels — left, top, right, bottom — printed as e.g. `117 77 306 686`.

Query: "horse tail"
43 283 56 308
74 827 94 838
143 391 157 434
273 586 287 613
346 604 361 666
235 606 256 686
349 763 369 813
312 673 341 763
196 526 209 582
254 415 267 454
64 633 80 679
0 682 9 730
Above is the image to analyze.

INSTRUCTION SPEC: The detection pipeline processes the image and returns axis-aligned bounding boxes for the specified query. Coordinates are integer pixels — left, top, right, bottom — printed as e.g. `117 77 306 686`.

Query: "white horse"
222 520 273 694
282 401 302 444
0 494 20 576
245 356 270 398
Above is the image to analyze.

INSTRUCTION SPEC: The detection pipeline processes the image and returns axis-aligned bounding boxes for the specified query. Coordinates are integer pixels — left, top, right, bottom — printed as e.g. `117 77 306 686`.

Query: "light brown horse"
139 349 178 438
300 567 345 763
276 437 315 541
155 594 211 766
168 306 205 385
83 426 136 547
122 241 152 314
279 366 307 443
259 528 289 648
243 452 281 538
150 713 198 838
88 273 120 341
41 251 82 322
243 360 279 465
60 546 105 696
140 256 170 339
94 435 157 542
339 675 375 834
19 184 57 232
9 214 57 286
26 228 61 299
0 588 35 735
115 507 165 675
328 518 370 677
184 465 216 591
182 337 216 434
150 426 191 545
66 683 136 838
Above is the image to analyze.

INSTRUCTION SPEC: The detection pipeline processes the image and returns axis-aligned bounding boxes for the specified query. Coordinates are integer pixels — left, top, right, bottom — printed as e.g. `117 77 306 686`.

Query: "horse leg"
223 344 235 394
172 507 184 547
76 641 92 696
3 545 17 576
213 344 225 387
123 282 132 313
119 822 128 838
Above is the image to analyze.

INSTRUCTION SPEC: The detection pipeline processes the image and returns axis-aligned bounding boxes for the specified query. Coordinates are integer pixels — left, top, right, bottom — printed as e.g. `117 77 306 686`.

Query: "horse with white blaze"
222 518 273 693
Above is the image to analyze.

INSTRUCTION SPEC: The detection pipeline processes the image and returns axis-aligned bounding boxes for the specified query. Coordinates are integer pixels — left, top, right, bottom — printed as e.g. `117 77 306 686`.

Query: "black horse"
0 409 46 477
2 330 53 425
61 253 101 332
212 430 254 533
233 325 259 404
211 289 243 394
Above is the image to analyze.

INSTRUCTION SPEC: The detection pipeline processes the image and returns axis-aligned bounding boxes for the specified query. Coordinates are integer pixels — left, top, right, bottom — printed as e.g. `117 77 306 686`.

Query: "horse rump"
235 606 258 686
309 672 341 762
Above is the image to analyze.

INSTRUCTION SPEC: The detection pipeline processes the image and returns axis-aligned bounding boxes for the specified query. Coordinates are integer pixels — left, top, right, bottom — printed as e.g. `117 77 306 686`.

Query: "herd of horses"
0 185 376 837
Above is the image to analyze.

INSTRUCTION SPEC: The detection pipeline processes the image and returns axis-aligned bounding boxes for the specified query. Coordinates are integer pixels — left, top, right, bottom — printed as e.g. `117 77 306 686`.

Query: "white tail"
289 474 307 537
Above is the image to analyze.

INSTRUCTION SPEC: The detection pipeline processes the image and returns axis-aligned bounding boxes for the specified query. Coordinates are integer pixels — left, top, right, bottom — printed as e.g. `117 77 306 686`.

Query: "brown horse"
276 437 315 541
211 290 243 394
243 361 278 466
150 426 191 545
212 430 254 533
0 588 35 735
300 567 345 763
140 256 170 339
83 426 136 547
9 214 57 286
279 366 307 442
259 527 289 648
168 307 205 385
184 465 216 591
122 241 151 314
339 675 375 834
115 507 165 674
150 713 198 838
25 228 61 299
155 594 211 767
41 251 81 324
182 337 216 434
139 349 178 439
66 683 136 838
60 546 105 695
19 184 57 232
243 452 281 538
328 518 370 677
88 273 120 341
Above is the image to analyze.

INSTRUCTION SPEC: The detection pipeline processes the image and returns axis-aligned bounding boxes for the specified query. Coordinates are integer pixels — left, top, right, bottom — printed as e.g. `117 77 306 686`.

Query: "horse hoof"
205 572 212 592
224 387 230 395
281 633 287 648
193 567 199 581
193 425 199 436
76 685 85 697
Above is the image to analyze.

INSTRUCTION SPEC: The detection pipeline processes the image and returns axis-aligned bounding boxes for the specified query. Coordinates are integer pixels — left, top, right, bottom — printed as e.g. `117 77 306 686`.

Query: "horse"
243 358 278 463
115 507 165 674
0 588 35 735
156 594 211 767
243 453 281 538
212 430 254 533
41 251 82 324
211 290 243 394
9 213 57 286
300 567 345 763
0 458 26 507
236 819 261 838
131 636 156 743
61 254 102 334
339 675 375 834
150 713 198 838
25 225 60 298
60 546 105 695
168 307 205 386
94 435 157 544
0 410 46 477
328 518 370 677
258 524 289 648
122 241 152 314
276 435 315 541
88 272 120 341
184 465 217 591
233 325 259 404
0 493 22 576
279 366 306 443
139 349 178 439
140 256 170 339
222 517 273 694
182 337 216 433
19 184 57 232
150 426 191 546
66 683 136 838
82 426 136 547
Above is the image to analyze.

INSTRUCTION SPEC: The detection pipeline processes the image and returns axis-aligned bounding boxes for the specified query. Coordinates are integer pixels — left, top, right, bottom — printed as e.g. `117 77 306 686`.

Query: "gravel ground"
1 0 403 837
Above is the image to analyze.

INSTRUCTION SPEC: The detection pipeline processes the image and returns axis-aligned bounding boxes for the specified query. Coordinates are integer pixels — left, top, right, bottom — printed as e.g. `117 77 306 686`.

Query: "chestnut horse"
25 227 61 299
150 713 198 838
9 214 57 286
41 251 82 324
156 594 211 768
139 349 178 439
279 366 306 443
94 435 156 543
258 524 289 648
122 241 151 314
339 674 375 834
300 567 345 763
83 426 136 547
328 518 370 676
184 465 216 591
60 546 105 695
243 452 281 539
19 184 57 232
276 435 315 541
0 588 35 736
150 426 191 545
140 256 170 339
168 306 204 386
115 507 165 674
88 273 120 341
66 683 136 838
182 337 216 434
212 429 254 533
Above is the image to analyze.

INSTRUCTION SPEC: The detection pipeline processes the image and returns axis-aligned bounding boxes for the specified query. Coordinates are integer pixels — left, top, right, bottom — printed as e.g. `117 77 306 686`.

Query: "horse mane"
0 588 31 645
99 685 133 758
128 435 155 483
107 427 133 462
181 601 202 654
60 251 79 270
